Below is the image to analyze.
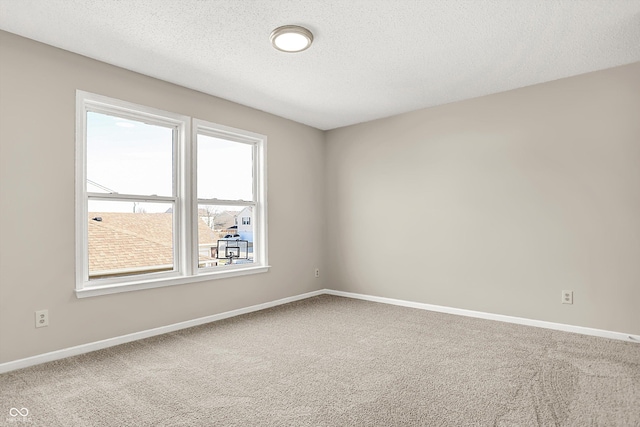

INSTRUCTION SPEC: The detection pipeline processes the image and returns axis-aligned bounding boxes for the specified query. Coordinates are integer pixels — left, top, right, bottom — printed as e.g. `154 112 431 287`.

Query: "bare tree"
203 206 223 229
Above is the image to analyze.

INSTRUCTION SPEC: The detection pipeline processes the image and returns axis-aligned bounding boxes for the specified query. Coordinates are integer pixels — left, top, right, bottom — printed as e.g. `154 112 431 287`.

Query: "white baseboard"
324 289 640 344
2 288 637 374
0 289 324 374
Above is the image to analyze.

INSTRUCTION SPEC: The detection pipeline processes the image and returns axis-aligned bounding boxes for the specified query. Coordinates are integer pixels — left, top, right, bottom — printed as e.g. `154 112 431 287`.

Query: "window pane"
88 200 174 279
87 112 174 196
197 204 254 268
197 134 253 201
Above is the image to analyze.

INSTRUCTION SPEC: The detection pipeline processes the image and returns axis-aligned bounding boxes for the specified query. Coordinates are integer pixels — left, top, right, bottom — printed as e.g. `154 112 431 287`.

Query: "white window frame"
192 119 268 274
75 91 269 298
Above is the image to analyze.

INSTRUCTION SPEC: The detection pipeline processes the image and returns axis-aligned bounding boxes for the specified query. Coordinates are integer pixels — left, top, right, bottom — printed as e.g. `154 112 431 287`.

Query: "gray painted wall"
0 32 326 363
325 62 640 336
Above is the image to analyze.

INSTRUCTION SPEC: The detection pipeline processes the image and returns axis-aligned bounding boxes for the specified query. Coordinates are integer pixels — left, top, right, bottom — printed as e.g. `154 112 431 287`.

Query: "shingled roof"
88 212 216 277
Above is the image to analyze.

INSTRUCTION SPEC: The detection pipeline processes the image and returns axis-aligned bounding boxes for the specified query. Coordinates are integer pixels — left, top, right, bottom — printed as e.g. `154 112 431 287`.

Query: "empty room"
1 1 639 425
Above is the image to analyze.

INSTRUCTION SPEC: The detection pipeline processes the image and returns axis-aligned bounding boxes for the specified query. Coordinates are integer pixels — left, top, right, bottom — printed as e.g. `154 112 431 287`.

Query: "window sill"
75 265 271 298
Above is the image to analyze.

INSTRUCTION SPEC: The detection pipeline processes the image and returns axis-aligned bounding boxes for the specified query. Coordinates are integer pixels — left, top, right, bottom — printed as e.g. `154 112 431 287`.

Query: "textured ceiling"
1 0 639 130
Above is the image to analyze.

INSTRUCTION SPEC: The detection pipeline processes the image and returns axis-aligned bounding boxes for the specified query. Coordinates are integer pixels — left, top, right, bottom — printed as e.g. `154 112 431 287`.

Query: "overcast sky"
87 111 252 213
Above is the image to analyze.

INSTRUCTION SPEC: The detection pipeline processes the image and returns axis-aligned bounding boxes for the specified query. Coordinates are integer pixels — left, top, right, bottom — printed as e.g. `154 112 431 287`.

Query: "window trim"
75 91 269 298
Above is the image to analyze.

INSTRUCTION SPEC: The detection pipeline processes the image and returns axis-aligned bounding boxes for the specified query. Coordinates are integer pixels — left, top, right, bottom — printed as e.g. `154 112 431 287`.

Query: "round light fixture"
270 25 313 53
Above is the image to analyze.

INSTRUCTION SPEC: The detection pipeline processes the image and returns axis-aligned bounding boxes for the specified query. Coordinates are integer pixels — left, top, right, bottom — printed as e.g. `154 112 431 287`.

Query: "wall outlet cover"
35 310 49 328
562 290 573 305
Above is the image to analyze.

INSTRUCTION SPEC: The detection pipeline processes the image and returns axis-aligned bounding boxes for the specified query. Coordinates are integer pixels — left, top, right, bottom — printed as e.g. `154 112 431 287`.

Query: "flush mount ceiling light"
270 25 313 53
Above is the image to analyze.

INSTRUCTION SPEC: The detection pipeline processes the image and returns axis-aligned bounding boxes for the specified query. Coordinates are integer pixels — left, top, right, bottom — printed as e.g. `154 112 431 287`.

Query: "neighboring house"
199 209 240 237
88 212 218 278
237 206 253 242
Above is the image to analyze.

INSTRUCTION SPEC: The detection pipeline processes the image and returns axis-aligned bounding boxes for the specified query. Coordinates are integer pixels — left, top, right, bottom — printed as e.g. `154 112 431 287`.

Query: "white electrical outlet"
35 309 49 328
315 268 320 278
561 290 573 305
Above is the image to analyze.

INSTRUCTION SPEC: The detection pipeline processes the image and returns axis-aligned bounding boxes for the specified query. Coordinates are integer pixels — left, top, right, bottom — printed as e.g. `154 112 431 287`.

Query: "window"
194 119 264 270
76 91 268 297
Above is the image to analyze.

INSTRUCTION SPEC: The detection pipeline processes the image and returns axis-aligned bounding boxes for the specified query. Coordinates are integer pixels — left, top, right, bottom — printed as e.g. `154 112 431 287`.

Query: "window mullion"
181 118 195 277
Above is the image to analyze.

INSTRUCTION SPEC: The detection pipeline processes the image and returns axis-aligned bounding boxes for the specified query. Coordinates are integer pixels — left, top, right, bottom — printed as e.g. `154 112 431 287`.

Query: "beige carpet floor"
1 295 639 426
